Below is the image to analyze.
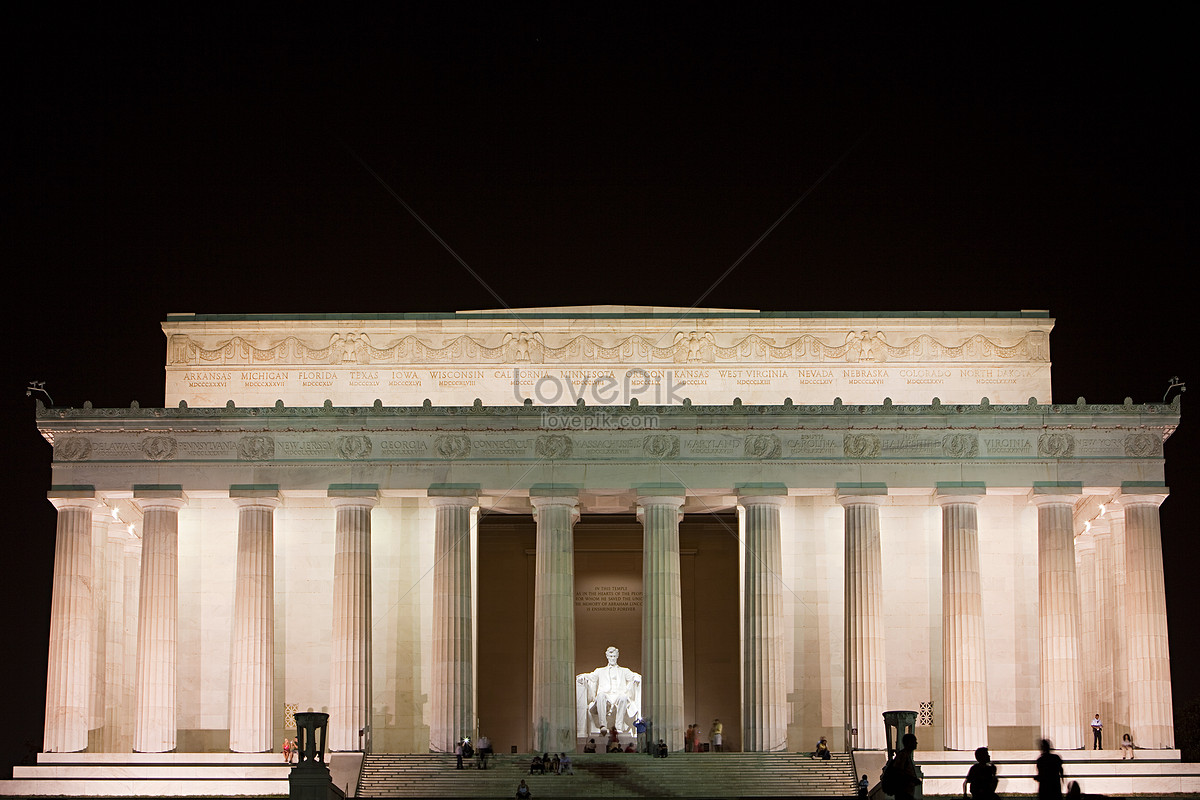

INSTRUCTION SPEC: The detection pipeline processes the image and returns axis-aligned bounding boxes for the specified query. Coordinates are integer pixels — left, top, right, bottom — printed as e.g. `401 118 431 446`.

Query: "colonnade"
43 485 1175 755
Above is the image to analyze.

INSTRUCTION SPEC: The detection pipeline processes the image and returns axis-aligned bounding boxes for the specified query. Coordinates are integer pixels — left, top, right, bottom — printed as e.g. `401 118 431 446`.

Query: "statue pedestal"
290 712 344 800
289 764 345 800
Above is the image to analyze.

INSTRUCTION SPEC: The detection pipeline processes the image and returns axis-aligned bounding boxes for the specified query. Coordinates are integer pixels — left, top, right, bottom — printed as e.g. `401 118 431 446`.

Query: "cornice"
35 395 1180 425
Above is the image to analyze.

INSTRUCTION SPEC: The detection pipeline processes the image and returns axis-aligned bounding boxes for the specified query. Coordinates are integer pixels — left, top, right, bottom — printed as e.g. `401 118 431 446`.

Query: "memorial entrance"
477 513 740 753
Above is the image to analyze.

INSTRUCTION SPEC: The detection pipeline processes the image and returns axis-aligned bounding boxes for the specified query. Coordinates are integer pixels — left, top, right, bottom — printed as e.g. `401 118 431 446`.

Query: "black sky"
3 5 1196 772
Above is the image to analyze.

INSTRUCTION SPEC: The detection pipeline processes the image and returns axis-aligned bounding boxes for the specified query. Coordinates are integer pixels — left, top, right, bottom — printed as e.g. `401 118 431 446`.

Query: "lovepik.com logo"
510 368 688 405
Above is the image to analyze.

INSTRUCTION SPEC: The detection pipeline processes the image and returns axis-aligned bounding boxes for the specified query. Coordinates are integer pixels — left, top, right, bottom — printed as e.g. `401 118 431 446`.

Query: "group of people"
1091 713 1136 759
878 727 1136 800
280 737 299 764
682 719 723 752
528 752 573 775
455 735 493 769
581 726 636 753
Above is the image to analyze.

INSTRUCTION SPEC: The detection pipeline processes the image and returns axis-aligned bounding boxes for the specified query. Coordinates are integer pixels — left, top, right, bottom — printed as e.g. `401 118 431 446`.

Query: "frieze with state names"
167 328 1050 366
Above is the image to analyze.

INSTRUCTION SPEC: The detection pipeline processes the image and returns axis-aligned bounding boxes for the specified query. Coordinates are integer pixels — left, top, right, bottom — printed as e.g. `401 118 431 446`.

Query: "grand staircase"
357 752 861 798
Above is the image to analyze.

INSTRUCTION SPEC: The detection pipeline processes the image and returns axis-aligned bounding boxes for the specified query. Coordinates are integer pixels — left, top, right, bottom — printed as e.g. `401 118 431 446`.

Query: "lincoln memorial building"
34 308 1178 759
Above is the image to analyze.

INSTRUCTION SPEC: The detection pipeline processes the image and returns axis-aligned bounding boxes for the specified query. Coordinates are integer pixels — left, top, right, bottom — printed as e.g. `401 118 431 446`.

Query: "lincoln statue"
576 647 642 736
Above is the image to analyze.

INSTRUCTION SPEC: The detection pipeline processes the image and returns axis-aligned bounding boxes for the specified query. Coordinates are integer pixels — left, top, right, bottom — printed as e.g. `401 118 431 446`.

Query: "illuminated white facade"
32 308 1177 759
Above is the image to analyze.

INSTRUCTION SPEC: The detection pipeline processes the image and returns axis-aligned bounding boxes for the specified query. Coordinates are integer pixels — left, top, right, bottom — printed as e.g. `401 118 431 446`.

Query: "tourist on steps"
515 778 532 798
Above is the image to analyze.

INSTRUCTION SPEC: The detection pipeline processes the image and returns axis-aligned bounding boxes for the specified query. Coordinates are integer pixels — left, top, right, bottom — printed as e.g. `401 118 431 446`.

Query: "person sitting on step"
812 736 830 760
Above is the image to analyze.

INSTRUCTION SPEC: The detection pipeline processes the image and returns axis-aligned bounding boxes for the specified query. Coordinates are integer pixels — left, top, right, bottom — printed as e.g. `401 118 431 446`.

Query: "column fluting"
1120 492 1174 749
329 493 377 752
1033 493 1084 749
530 495 579 754
44 497 96 753
938 493 989 750
1075 530 1099 741
430 495 477 753
121 533 141 750
90 512 109 736
638 495 685 752
1092 516 1119 742
229 494 279 753
133 494 186 753
741 494 787 752
839 493 888 751
102 521 129 752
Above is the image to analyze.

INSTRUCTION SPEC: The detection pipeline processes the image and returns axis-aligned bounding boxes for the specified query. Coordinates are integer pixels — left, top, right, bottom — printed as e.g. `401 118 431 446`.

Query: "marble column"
1119 491 1174 749
1074 530 1099 739
229 491 280 753
1092 516 1118 741
1110 512 1132 746
90 511 110 738
121 534 142 750
839 491 888 751
1033 492 1084 749
44 494 96 753
638 494 685 752
133 491 186 753
530 494 579 754
429 495 477 753
329 490 378 752
102 520 129 752
937 491 988 750
740 493 787 752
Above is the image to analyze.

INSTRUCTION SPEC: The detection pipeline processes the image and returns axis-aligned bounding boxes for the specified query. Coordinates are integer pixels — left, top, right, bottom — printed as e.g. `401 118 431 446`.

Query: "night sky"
3 6 1195 772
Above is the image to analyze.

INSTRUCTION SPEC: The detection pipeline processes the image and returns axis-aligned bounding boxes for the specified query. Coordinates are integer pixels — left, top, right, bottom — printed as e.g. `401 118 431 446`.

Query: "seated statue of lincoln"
576 646 642 736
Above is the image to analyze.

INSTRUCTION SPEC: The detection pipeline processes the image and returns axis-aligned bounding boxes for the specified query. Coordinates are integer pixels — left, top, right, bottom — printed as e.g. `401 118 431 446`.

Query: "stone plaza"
16 307 1183 794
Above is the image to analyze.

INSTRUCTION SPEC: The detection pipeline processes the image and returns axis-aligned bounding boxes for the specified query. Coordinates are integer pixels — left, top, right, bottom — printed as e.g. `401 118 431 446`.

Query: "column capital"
1116 486 1168 508
48 494 98 512
935 483 984 507
635 494 686 507
424 484 475 496
836 484 887 507
230 485 281 510
133 485 186 512
738 494 787 508
936 491 984 510
328 484 379 510
428 495 478 509
737 484 788 506
1030 493 1081 508
530 494 579 521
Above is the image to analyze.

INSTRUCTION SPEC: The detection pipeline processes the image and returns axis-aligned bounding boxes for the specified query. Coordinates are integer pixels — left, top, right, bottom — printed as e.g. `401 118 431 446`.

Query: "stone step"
357 752 860 798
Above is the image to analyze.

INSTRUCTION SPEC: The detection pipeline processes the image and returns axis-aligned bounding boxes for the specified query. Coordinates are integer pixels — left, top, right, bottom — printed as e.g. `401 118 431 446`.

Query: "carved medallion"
56 437 92 461
1038 433 1075 458
141 436 178 461
643 434 680 459
434 434 472 460
238 435 275 461
843 433 881 458
942 433 979 458
335 435 373 460
535 434 574 459
1123 432 1160 458
744 433 782 459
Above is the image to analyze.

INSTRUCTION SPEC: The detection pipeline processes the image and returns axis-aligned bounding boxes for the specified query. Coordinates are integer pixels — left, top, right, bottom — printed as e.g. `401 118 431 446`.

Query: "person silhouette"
1035 739 1064 800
